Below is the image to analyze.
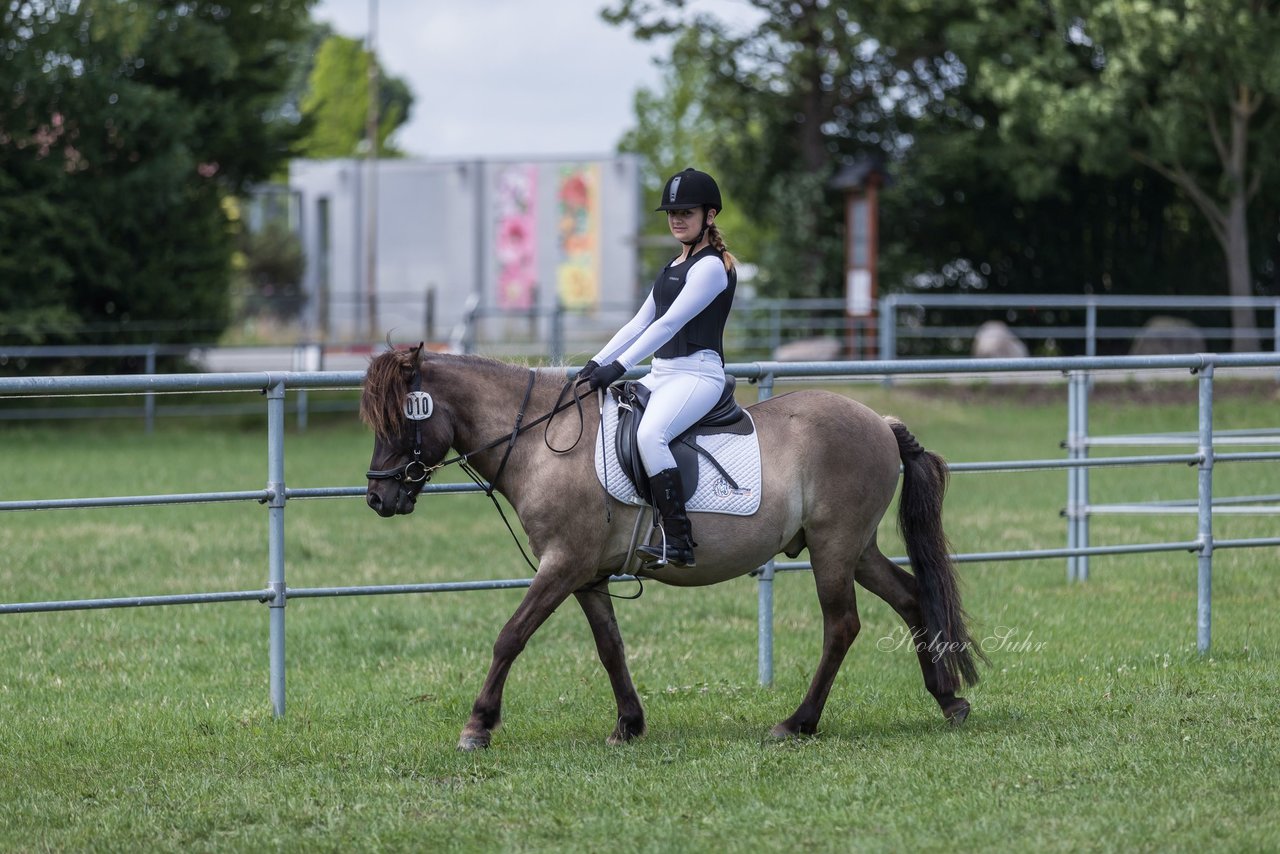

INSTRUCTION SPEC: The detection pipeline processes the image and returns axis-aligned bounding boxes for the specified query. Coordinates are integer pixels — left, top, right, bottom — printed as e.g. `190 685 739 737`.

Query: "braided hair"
706 223 737 272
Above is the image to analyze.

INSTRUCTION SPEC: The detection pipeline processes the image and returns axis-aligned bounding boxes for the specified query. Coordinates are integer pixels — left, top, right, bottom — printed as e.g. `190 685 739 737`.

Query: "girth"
612 376 753 504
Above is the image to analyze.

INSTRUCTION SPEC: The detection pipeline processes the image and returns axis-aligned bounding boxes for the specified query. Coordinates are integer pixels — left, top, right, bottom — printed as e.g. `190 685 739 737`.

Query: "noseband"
366 365 435 485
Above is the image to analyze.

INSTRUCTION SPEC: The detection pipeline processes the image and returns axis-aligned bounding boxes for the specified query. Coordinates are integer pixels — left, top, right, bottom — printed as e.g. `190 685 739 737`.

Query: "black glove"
588 360 626 391
575 359 600 384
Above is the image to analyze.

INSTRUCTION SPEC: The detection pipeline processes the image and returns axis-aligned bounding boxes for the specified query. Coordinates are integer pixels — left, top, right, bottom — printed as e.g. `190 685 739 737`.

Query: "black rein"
366 366 639 597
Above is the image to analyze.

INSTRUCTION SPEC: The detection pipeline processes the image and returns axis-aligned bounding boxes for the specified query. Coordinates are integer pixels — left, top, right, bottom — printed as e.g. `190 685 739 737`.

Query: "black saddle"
612 376 754 504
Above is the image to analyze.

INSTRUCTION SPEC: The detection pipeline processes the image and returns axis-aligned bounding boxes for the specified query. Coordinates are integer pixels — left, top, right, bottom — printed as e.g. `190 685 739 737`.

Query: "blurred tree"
605 0 966 298
877 1 1227 352
297 34 414 159
616 36 767 283
0 0 315 356
868 0 1277 351
608 0 1278 353
237 220 307 321
273 20 334 144
960 0 1280 350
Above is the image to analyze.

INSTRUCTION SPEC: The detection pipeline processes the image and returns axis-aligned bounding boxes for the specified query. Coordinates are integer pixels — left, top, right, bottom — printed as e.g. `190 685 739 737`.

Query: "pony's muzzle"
366 490 391 516
366 487 415 517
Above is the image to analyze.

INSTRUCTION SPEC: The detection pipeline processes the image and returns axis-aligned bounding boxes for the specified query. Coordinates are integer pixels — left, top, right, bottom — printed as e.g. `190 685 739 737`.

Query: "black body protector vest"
653 245 737 361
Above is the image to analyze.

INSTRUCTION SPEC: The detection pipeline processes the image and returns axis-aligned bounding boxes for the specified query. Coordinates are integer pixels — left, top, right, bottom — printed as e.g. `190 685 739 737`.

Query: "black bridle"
365 365 589 493
365 364 435 484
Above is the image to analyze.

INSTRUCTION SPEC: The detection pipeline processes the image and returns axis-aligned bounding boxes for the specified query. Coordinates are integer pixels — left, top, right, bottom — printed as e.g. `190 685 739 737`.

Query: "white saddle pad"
593 395 762 516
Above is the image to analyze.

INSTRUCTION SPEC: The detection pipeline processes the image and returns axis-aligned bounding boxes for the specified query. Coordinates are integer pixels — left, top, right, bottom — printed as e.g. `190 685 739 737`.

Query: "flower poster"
494 163 538 310
556 164 601 310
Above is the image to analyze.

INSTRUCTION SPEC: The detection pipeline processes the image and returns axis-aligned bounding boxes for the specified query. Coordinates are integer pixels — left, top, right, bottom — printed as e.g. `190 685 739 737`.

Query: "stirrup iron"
636 521 695 568
638 524 670 567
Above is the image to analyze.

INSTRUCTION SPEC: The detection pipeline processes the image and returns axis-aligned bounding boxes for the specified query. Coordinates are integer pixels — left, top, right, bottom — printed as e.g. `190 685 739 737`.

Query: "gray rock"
774 337 844 362
972 320 1029 359
1129 316 1205 356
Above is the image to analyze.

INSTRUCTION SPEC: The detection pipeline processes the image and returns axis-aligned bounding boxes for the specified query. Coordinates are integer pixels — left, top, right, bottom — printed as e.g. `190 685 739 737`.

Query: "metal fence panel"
3 353 1279 709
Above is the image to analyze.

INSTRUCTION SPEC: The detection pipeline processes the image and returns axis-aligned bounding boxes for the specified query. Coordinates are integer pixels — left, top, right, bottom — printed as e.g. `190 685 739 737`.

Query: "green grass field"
1 378 1277 852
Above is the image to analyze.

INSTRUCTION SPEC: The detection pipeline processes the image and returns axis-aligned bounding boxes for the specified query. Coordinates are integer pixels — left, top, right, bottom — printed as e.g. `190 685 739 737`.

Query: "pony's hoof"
768 721 816 740
456 732 492 751
944 699 971 726
606 717 646 745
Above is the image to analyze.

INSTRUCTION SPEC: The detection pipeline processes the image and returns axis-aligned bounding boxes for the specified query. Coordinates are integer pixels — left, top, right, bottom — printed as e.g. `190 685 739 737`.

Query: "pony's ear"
397 341 426 379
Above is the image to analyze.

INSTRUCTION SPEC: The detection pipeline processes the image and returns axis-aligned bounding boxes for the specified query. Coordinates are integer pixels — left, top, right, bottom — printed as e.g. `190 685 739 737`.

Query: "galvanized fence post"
755 368 776 687
550 301 565 366
144 345 157 435
290 344 315 433
265 376 288 716
878 295 897 360
1196 361 1215 654
1085 301 1098 358
1066 370 1093 582
769 305 782 358
1077 371 1091 581
1066 372 1079 582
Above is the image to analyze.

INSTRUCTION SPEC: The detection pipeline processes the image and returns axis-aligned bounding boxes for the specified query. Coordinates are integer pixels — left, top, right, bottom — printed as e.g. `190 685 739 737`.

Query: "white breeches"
636 349 725 476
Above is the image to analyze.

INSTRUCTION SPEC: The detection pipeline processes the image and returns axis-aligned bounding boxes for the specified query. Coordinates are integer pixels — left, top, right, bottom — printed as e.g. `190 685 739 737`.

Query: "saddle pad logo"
593 397 762 517
713 478 750 499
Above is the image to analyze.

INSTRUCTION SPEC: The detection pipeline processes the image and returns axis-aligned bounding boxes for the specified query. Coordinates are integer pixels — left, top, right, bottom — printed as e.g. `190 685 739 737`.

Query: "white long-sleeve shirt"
591 254 729 370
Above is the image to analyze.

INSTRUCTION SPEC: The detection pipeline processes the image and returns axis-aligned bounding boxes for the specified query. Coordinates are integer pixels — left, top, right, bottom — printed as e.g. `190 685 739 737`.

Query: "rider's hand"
575 360 600 384
588 360 626 391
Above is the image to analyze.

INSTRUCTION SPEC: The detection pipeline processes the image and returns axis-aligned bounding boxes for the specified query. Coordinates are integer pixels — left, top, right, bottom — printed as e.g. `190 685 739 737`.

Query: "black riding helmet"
656 168 722 248
655 168 723 213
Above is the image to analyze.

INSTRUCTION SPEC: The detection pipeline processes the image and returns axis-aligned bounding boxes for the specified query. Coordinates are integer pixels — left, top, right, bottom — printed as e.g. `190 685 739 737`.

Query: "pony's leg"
855 547 970 724
574 583 646 744
458 563 586 751
770 543 861 739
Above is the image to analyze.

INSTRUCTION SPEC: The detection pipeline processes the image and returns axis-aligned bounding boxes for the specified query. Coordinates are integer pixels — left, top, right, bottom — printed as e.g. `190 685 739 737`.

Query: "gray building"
289 154 642 354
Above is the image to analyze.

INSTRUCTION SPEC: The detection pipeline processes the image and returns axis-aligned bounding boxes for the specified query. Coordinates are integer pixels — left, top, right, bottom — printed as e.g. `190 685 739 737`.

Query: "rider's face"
667 206 711 241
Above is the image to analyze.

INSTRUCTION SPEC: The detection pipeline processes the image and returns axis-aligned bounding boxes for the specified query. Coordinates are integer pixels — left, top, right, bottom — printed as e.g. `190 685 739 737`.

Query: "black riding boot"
636 468 697 567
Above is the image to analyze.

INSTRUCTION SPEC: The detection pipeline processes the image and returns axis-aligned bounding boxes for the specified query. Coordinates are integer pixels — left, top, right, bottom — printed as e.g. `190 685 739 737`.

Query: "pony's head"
360 343 455 517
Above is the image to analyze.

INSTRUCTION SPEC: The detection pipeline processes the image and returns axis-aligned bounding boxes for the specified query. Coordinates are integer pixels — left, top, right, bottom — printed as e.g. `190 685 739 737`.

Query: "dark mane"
360 348 416 444
360 348 562 444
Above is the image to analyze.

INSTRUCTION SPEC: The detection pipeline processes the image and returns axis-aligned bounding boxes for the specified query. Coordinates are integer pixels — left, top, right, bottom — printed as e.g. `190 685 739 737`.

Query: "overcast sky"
310 0 672 159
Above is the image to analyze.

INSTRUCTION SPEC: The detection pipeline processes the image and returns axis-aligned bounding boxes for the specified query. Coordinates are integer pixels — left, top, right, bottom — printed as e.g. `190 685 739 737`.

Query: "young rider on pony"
577 168 739 568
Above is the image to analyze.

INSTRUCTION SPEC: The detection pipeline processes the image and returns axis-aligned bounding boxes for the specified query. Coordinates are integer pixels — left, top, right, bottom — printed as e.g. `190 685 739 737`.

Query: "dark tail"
888 417 984 688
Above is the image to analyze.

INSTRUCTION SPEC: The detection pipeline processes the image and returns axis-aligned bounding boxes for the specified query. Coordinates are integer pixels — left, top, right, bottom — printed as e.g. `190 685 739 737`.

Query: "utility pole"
364 0 380 341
